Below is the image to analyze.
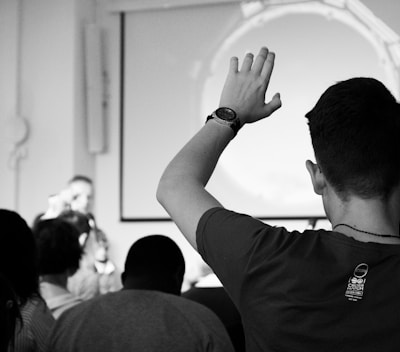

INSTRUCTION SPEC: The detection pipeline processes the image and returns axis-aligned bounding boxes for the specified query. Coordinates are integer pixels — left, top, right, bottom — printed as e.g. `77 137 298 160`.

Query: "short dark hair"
0 209 40 305
58 210 91 236
68 175 93 185
33 219 82 275
306 77 400 200
124 235 185 279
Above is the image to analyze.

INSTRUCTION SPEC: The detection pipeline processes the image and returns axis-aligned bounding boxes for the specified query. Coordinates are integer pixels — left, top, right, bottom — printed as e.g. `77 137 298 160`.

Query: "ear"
306 160 326 195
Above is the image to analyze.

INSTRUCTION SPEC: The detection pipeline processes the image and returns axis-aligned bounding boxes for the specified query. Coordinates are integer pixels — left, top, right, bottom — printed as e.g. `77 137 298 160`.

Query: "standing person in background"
157 47 400 351
67 175 118 291
1 209 55 352
67 175 94 215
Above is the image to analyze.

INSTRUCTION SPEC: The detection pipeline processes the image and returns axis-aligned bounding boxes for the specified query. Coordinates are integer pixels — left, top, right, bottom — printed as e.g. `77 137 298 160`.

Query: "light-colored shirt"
40 282 83 319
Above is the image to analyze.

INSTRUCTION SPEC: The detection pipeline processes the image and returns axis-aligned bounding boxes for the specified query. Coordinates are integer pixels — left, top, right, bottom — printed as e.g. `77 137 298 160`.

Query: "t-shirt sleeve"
196 207 292 306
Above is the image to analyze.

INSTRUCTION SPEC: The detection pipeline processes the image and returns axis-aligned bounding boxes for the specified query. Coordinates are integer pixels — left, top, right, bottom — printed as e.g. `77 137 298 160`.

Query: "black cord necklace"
333 223 399 239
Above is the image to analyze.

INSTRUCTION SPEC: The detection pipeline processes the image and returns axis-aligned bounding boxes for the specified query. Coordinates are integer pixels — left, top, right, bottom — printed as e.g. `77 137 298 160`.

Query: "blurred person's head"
122 235 185 295
33 219 82 277
58 209 108 264
68 175 94 214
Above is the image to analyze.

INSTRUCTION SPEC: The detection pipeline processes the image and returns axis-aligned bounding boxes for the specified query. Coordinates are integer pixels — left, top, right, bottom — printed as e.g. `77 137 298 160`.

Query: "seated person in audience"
33 218 83 319
0 209 55 352
47 235 234 352
58 210 122 300
183 261 245 352
157 47 400 351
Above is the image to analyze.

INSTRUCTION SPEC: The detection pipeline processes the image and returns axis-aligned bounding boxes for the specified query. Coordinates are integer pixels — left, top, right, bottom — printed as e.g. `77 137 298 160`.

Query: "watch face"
216 107 236 121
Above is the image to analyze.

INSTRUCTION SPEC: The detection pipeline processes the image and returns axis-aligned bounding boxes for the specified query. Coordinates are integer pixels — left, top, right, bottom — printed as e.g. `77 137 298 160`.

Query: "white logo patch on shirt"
345 263 368 302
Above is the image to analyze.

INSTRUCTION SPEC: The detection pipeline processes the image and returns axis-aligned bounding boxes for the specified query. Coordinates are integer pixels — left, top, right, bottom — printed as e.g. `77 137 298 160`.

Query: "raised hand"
219 47 281 125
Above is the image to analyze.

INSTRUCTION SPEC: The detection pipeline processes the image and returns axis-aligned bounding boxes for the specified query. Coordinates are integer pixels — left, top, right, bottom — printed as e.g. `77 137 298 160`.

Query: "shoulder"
160 292 228 326
22 297 55 325
15 297 55 351
197 207 270 239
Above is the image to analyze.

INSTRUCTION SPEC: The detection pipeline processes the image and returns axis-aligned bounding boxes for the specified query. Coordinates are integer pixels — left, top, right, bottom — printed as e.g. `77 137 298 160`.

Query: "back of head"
33 218 82 276
0 209 39 305
123 235 185 294
57 210 91 238
306 77 400 200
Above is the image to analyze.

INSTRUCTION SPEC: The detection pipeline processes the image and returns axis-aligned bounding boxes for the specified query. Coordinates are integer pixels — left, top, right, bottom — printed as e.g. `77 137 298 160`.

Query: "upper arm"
156 177 222 250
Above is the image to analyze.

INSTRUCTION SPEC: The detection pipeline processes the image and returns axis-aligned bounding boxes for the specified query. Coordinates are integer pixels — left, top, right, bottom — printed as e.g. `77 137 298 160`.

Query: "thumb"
263 93 282 117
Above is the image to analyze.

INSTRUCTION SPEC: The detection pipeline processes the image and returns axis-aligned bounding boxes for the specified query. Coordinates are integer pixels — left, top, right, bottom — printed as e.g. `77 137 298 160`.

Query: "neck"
333 223 400 243
329 191 400 243
40 274 70 300
41 273 69 287
123 276 181 296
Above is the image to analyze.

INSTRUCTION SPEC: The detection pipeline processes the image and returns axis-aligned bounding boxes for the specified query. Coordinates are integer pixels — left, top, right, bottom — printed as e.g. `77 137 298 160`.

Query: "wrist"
206 107 242 136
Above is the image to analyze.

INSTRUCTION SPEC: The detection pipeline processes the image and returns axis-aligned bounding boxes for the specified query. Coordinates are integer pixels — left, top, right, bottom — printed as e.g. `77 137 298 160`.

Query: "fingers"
240 52 254 72
260 51 275 81
229 56 239 73
235 47 275 79
252 47 269 74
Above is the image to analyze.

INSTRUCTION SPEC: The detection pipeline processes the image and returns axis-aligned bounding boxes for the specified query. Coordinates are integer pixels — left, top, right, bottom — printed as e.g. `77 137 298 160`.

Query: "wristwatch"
206 107 241 136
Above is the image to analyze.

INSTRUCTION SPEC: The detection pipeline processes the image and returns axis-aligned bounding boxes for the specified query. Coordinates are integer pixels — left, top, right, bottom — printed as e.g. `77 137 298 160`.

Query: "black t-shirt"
183 286 246 352
197 207 400 352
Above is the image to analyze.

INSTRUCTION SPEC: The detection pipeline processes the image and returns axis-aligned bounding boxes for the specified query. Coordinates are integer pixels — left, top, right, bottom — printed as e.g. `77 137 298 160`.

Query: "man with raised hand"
157 47 400 351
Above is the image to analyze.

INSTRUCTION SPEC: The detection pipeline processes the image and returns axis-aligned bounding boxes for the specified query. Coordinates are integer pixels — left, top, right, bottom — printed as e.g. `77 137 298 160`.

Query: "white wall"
0 0 95 220
94 2 204 284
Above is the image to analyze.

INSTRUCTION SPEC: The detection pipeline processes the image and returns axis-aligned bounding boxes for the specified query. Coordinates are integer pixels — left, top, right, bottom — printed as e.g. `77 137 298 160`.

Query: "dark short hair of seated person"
57 210 91 247
122 235 186 295
0 209 41 305
306 77 400 201
33 219 82 276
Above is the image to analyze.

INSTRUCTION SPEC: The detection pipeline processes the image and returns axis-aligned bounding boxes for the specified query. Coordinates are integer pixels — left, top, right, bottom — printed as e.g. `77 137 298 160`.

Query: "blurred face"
69 180 94 214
